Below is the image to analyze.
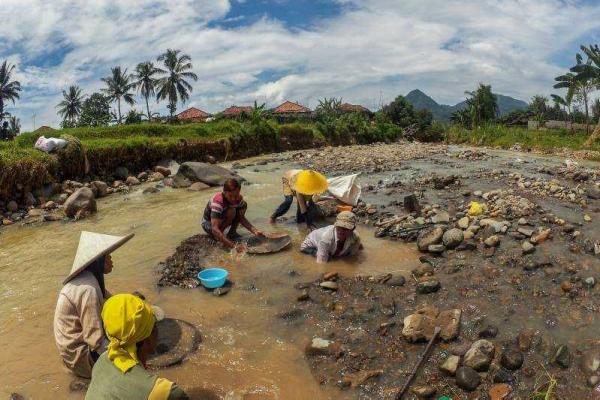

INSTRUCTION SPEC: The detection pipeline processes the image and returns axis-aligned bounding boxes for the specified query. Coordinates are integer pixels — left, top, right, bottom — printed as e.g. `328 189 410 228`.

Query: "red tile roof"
340 103 371 113
176 107 211 121
222 105 253 116
273 101 311 114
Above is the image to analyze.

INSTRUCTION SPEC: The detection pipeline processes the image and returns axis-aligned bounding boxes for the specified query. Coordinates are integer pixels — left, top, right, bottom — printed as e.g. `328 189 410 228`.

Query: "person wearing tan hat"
53 231 134 379
300 211 363 263
270 169 328 229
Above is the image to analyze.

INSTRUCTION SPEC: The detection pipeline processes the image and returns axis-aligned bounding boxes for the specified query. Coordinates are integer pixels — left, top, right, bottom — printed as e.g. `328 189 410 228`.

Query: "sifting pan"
245 233 292 254
146 318 202 369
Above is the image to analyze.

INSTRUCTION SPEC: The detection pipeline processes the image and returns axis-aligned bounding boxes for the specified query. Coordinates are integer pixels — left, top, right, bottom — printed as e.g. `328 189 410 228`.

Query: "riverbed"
0 157 421 399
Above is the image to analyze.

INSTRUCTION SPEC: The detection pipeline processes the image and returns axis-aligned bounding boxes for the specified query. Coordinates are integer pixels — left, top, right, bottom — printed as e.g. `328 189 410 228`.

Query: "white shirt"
300 225 361 263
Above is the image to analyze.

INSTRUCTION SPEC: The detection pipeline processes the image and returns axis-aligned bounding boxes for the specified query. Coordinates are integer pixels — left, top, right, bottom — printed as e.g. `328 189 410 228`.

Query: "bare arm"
211 217 236 248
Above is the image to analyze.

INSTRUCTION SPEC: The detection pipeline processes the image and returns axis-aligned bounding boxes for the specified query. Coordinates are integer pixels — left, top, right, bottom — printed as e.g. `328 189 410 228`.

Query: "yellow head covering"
101 293 156 373
293 170 328 195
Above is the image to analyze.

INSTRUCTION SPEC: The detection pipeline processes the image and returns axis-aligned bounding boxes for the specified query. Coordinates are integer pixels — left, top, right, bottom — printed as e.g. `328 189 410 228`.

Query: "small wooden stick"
396 326 442 400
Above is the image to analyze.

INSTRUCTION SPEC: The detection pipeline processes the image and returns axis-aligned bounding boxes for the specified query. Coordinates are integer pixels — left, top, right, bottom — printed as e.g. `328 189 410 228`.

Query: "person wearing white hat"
53 231 134 379
300 211 363 264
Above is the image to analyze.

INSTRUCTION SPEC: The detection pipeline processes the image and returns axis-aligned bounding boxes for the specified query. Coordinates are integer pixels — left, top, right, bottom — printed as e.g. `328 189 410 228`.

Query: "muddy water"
0 160 421 399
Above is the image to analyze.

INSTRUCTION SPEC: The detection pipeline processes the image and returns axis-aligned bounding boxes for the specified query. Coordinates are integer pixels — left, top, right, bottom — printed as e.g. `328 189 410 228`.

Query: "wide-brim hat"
294 170 328 195
63 231 134 284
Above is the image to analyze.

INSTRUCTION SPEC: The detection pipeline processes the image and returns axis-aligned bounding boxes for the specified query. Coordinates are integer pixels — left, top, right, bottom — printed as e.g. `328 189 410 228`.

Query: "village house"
271 101 313 122
340 103 373 118
176 107 211 123
221 105 254 119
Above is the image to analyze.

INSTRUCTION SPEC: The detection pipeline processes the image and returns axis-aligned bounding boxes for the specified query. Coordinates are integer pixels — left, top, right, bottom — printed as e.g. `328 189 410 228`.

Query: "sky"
1 0 600 131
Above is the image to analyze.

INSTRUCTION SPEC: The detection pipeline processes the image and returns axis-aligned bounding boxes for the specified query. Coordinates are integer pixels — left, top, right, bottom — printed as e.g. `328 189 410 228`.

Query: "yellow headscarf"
101 293 156 373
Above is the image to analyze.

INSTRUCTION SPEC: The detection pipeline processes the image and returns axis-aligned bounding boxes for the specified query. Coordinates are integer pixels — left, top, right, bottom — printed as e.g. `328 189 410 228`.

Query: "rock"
126 176 140 186
522 241 535 254
212 286 231 296
417 227 444 251
479 325 498 339
386 275 406 286
9 393 25 400
305 338 342 357
27 209 42 218
154 166 172 177
56 193 69 204
531 228 551 244
171 175 192 188
588 376 600 387
431 211 450 224
457 216 470 229
7 200 18 212
177 162 239 186
42 200 56 210
64 188 97 219
416 279 440 294
24 192 37 207
115 166 129 180
561 280 573 292
143 187 160 194
585 214 592 222
157 159 180 175
137 171 148 181
403 194 421 213
323 271 338 281
584 277 596 288
464 339 495 371
554 345 571 369
2 218 13 226
149 172 165 182
500 348 524 370
297 290 310 301
440 355 460 375
342 369 383 388
411 385 436 398
518 217 528 225
320 281 338 291
484 235 500 247
90 181 109 198
489 383 511 400
187 182 211 192
493 368 514 383
437 309 461 341
403 308 459 342
455 366 481 391
517 227 534 237
403 313 437 342
443 228 464 249
582 351 600 373
518 329 536 351
427 244 445 253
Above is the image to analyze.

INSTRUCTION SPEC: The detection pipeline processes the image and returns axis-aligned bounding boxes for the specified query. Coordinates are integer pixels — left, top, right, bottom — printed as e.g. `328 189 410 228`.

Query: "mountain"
405 89 528 122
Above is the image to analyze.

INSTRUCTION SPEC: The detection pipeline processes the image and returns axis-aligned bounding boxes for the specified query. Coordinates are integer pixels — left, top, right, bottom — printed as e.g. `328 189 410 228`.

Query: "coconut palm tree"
8 115 20 137
0 60 22 123
56 85 85 125
569 47 600 141
133 61 163 121
101 66 135 124
156 49 198 120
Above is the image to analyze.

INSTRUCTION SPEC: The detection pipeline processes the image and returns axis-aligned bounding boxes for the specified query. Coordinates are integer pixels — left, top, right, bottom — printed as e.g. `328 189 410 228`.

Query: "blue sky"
1 0 600 131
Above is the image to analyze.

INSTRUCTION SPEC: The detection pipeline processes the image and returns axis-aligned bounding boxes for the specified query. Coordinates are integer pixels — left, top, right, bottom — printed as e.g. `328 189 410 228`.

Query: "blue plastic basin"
197 268 228 289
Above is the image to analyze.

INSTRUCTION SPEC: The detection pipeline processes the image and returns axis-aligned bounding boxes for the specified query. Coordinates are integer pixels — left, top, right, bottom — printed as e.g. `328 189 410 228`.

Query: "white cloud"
1 0 600 130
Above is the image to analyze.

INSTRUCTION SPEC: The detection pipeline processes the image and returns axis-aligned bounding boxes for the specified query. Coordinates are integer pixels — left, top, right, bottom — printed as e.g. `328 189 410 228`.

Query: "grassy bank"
445 124 600 154
0 120 320 199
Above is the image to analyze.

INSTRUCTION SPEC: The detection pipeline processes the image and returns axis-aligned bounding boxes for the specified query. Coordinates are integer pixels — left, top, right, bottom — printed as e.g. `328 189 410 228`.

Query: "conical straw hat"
293 170 328 195
64 231 134 284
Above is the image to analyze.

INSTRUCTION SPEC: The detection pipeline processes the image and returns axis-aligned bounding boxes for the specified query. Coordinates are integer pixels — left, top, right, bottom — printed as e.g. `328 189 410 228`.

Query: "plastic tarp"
327 174 361 206
34 136 68 153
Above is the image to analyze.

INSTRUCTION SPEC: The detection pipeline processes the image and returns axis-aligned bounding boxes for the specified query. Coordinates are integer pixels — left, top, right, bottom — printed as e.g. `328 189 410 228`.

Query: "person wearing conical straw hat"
270 169 328 229
53 231 134 379
85 294 188 400
300 211 363 263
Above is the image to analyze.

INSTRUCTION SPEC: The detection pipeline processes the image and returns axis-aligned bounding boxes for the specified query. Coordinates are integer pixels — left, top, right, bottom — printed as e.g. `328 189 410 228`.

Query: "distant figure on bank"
300 211 363 264
270 169 328 230
54 231 134 378
85 294 189 400
202 178 263 251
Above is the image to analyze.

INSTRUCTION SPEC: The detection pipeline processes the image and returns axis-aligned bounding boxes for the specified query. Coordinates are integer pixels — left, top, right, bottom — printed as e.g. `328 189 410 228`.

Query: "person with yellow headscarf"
270 169 328 229
85 294 189 400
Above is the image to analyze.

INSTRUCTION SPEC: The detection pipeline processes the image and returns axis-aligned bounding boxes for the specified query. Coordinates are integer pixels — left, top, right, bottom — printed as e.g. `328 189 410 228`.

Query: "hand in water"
235 243 247 253
253 230 265 237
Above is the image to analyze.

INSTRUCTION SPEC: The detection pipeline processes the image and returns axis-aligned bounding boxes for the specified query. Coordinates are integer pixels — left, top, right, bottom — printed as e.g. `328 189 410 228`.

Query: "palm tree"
8 115 20 137
0 60 22 123
56 85 85 125
569 47 600 141
464 84 498 129
133 61 163 121
156 49 198 120
101 66 135 124
250 100 266 125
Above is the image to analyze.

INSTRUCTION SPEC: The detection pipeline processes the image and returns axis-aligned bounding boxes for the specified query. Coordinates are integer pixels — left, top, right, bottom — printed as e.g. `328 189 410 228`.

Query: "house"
176 107 211 123
340 103 372 116
221 105 254 119
272 101 312 122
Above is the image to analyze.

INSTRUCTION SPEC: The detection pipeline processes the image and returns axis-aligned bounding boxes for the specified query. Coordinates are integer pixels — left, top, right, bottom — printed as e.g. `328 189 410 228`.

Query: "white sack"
327 174 361 206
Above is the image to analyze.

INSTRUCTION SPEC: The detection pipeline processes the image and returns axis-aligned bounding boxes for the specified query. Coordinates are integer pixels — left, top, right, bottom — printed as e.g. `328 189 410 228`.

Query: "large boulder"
176 162 239 187
417 227 444 252
64 187 97 219
90 181 109 198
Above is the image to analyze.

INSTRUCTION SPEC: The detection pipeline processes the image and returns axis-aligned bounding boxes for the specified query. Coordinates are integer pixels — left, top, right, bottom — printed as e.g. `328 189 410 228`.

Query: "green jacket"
85 353 189 400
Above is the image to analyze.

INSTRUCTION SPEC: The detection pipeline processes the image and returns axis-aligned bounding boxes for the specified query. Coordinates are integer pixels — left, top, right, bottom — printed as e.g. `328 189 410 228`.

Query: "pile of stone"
508 172 589 206
451 149 490 161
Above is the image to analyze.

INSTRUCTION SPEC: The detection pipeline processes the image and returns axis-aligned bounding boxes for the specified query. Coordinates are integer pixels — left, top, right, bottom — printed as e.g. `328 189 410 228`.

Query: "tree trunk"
117 98 122 124
145 95 151 122
584 90 590 135
0 98 4 123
